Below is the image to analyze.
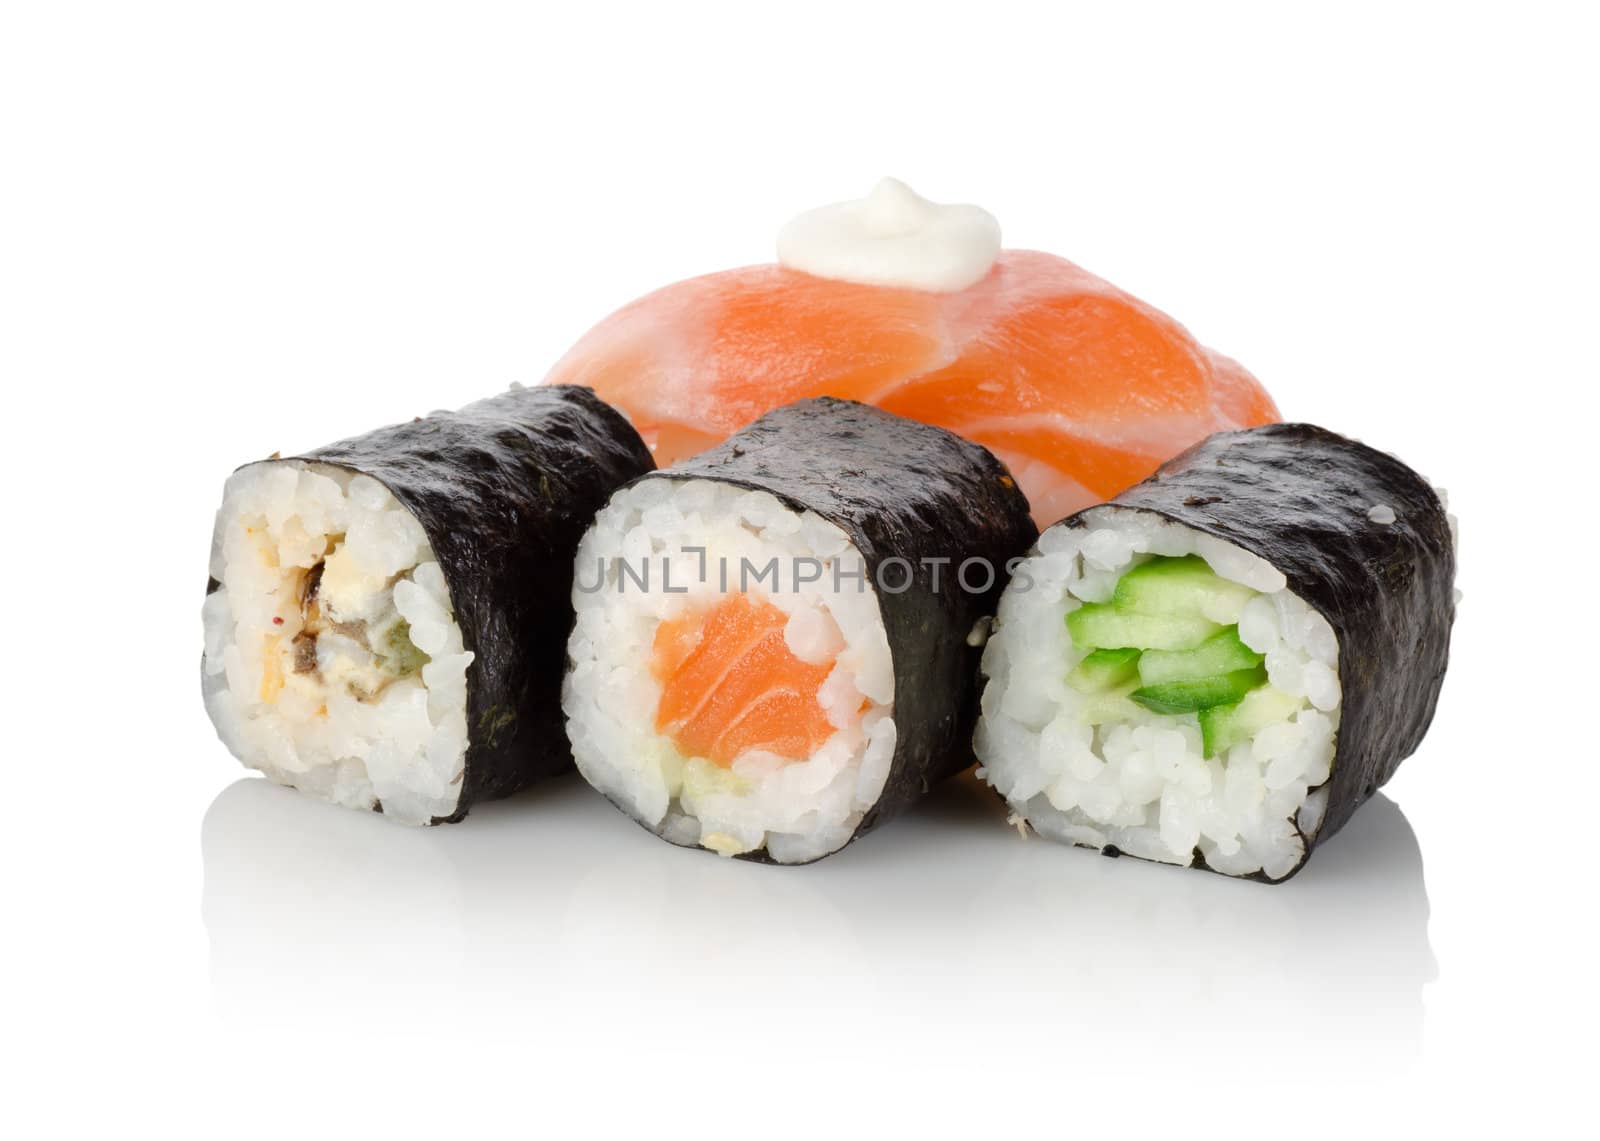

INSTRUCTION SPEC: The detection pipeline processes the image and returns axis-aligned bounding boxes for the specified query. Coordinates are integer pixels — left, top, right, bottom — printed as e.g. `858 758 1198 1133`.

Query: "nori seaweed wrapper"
1048 422 1455 880
623 396 1038 862
208 384 654 823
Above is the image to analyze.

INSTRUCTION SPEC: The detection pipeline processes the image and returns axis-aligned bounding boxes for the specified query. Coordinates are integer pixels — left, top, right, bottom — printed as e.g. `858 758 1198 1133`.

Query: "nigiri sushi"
544 178 1280 525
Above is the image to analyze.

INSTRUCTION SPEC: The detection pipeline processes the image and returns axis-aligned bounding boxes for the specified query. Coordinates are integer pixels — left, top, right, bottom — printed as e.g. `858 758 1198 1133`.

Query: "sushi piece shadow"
201 771 1433 1062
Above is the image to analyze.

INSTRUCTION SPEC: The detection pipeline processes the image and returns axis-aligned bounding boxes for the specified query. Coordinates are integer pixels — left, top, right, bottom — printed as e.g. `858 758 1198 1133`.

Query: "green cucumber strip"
1198 686 1305 758
1137 627 1264 686
1066 603 1221 652
1080 682 1144 726
1129 665 1268 715
1066 647 1142 693
1112 555 1255 622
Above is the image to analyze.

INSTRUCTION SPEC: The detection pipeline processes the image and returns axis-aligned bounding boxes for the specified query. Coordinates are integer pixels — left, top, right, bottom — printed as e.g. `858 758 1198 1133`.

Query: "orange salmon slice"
544 251 1281 526
651 593 837 768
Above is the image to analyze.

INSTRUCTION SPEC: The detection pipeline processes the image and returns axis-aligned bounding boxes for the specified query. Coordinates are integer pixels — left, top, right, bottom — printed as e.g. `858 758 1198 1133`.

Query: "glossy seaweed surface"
632 396 1038 862
297 384 654 822
1056 422 1456 880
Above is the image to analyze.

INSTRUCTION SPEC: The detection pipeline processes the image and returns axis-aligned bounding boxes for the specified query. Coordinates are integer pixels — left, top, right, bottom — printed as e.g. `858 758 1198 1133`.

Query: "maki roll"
563 397 1037 863
974 423 1455 881
201 385 655 824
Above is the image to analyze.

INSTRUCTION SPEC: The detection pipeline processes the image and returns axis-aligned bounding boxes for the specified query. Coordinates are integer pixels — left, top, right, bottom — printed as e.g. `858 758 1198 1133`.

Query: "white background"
4 2 1596 1136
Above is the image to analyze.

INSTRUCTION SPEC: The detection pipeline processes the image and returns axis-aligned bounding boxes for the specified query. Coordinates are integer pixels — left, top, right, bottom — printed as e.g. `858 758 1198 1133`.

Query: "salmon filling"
563 477 899 862
651 592 836 767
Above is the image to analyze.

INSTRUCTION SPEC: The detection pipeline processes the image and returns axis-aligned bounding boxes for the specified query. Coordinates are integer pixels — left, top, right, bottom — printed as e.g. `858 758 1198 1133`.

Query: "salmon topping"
544 251 1281 524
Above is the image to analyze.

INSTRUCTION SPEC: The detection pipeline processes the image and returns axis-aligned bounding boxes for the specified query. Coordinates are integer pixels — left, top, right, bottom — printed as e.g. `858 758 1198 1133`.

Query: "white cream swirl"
776 178 1001 292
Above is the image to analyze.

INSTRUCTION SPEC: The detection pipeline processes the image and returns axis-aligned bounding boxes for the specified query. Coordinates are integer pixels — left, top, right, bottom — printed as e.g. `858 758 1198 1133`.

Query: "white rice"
974 507 1342 880
562 479 896 863
202 461 474 824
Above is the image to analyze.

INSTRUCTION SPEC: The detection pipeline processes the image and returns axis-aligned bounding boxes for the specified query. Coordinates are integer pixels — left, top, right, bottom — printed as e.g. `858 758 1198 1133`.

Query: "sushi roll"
563 397 1037 863
544 178 1278 525
974 424 1456 881
201 385 655 824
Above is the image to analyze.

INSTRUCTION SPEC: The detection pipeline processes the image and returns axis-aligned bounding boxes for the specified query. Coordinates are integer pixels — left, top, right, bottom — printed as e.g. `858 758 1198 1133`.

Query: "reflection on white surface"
203 773 1433 1063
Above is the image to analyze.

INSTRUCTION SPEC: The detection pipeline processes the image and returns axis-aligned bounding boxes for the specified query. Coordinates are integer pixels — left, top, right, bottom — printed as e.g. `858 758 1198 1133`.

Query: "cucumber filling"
1065 647 1141 693
1066 555 1278 758
976 511 1344 878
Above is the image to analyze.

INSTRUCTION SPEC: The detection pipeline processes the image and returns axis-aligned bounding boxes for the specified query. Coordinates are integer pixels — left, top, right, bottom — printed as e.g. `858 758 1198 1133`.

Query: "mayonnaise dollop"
776 178 1001 292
